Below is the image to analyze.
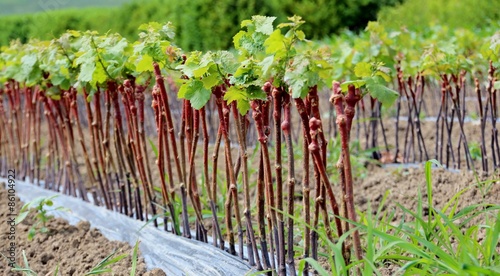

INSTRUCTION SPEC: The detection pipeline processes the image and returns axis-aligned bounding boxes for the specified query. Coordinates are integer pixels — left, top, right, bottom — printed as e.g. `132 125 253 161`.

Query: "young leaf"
78 62 96 84
365 77 399 106
180 51 206 78
259 55 274 76
354 61 372 78
135 55 154 73
252 16 276 35
178 80 212 110
224 86 251 115
232 31 246 51
340 80 366 91
265 30 286 54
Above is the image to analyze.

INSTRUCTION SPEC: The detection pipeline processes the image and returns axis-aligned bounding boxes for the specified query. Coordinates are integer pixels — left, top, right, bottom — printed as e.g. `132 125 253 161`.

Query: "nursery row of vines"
0 16 499 274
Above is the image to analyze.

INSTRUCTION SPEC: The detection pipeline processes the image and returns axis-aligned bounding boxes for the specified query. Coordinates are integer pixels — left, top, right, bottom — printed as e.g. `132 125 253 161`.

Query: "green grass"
0 0 131 15
9 247 135 275
293 160 500 275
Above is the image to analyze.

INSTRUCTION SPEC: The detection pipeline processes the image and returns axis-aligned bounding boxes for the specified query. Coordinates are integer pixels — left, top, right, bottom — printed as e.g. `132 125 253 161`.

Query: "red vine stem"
153 62 188 236
216 87 243 257
331 82 362 262
294 97 343 240
230 102 259 268
272 86 286 275
251 97 279 269
210 123 225 249
151 87 177 232
186 108 207 241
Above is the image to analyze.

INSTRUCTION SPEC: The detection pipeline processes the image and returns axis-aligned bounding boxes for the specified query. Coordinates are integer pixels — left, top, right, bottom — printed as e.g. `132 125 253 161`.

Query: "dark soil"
0 182 166 276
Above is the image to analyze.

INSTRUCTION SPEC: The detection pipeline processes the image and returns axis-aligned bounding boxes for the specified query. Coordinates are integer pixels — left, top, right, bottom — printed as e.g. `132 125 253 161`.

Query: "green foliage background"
0 0 401 50
378 0 500 30
2 0 498 52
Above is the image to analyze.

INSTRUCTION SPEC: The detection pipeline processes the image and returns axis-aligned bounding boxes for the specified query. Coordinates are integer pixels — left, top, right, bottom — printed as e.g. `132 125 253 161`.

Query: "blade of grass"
131 240 140 276
85 249 127 275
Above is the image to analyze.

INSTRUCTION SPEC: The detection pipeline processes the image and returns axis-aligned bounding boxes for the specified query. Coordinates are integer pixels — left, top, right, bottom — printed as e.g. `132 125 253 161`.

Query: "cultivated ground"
0 183 166 276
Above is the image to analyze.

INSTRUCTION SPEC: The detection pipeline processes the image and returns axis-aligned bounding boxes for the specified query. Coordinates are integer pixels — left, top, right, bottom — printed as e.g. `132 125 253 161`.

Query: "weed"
15 195 68 241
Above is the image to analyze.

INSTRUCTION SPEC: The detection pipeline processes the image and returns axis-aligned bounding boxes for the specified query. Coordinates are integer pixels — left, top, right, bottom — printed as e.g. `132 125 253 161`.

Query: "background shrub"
0 0 402 50
377 0 500 31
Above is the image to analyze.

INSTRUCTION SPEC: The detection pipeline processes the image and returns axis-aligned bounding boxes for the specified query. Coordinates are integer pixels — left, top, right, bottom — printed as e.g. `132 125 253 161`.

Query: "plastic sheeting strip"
1 177 255 275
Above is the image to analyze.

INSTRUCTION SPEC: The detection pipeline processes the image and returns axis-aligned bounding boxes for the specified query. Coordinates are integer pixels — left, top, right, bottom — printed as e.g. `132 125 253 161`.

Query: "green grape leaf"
224 86 250 115
178 81 188 98
212 50 238 75
233 31 246 50
265 30 286 54
106 37 129 58
160 22 176 40
234 16 275 57
494 81 500 90
201 71 220 89
285 56 309 99
235 99 251 115
135 22 176 64
139 22 175 40
247 85 267 101
46 86 62 100
176 51 215 79
93 64 108 87
295 30 306 41
354 62 372 78
252 16 276 35
178 80 211 110
284 53 325 99
20 54 37 80
230 59 261 87
490 33 500 52
243 33 265 56
193 52 214 78
136 55 154 73
375 67 392 82
340 80 366 91
139 22 161 32
277 15 305 31
107 60 124 79
51 74 70 90
259 55 274 76
25 67 42 87
289 78 307 99
78 62 96 83
365 77 399 106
